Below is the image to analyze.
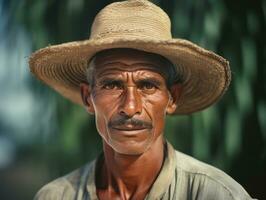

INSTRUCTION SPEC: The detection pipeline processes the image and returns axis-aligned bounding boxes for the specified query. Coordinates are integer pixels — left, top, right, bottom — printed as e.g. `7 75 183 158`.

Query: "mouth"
110 125 150 137
108 118 152 137
111 125 147 131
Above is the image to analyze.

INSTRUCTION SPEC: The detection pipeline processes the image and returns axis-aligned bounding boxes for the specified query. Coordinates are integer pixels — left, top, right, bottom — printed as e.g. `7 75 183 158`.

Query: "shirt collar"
145 141 177 199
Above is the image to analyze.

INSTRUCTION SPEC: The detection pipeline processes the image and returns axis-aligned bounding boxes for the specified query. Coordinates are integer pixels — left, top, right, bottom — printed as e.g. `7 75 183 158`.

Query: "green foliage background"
0 0 265 199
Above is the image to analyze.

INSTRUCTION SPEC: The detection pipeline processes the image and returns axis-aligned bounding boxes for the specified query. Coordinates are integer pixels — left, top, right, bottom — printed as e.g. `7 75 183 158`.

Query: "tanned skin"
80 49 182 200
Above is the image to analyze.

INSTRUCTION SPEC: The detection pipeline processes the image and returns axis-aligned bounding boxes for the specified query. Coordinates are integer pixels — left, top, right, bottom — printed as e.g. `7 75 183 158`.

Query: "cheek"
92 90 120 115
143 92 170 129
91 91 120 134
143 92 170 114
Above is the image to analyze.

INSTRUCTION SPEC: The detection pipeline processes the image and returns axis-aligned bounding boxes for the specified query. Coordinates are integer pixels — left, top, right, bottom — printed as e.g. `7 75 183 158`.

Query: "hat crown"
90 0 172 40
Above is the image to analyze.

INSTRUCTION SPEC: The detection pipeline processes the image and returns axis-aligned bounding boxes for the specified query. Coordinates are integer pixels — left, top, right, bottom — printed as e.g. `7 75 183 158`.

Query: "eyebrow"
97 77 123 86
135 78 163 87
97 76 164 87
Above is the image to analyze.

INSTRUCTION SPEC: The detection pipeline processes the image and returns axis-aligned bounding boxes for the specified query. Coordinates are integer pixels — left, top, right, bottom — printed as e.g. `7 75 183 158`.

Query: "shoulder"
174 150 253 200
34 160 95 200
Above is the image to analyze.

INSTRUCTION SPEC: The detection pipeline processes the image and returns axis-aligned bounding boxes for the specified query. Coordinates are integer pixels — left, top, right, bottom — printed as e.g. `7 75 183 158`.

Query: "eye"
138 81 157 92
102 81 123 90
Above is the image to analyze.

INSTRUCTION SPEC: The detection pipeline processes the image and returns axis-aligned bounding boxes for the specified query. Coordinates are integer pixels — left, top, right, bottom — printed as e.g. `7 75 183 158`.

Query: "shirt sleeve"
194 173 255 200
33 178 76 200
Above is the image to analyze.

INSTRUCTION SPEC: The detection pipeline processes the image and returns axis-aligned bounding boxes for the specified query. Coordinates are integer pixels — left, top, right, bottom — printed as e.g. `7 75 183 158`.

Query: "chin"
109 138 152 156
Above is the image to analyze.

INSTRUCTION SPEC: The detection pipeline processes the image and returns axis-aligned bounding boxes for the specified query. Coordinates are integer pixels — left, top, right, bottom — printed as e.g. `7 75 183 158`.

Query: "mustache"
108 116 152 129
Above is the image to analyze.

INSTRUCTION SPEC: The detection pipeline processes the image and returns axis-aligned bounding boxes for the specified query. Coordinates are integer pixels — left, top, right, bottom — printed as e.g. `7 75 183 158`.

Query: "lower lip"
110 128 149 137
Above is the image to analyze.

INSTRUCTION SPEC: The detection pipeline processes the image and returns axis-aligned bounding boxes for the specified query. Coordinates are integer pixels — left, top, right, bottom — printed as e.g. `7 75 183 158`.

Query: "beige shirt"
34 142 254 200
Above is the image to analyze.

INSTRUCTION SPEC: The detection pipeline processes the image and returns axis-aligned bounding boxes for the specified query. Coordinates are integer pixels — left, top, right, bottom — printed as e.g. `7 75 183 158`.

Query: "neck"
96 136 165 200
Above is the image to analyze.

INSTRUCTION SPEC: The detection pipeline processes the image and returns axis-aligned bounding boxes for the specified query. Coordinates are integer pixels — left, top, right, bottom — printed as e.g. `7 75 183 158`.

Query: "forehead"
92 48 170 75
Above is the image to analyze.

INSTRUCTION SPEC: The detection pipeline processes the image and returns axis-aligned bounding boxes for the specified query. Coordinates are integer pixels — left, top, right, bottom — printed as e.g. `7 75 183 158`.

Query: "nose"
118 86 142 117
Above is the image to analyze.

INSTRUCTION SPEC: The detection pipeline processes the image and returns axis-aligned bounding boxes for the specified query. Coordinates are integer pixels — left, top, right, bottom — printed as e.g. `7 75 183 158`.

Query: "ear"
80 83 95 114
166 83 182 114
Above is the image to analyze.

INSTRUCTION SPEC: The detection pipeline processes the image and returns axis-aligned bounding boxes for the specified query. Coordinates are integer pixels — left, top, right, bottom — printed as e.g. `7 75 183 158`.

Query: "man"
30 0 254 199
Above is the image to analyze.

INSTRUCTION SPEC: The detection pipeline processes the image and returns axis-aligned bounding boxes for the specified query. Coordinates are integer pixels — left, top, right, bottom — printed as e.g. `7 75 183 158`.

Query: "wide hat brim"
29 37 231 114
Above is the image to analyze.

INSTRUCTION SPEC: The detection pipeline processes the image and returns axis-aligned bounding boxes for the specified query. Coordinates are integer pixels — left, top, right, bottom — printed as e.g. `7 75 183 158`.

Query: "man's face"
81 49 180 155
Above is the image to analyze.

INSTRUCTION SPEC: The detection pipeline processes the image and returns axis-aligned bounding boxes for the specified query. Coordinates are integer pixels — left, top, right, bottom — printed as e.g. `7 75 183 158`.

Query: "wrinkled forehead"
91 48 174 77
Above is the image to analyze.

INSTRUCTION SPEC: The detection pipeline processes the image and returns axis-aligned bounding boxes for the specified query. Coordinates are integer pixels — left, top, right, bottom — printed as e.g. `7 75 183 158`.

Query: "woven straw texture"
29 0 231 114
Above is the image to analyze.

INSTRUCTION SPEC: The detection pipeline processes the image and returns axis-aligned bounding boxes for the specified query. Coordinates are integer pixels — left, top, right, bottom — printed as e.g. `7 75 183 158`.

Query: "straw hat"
29 0 231 114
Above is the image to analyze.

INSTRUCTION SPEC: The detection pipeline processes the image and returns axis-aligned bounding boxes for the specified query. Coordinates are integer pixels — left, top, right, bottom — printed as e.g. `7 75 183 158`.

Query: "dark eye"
139 82 157 91
102 81 123 90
